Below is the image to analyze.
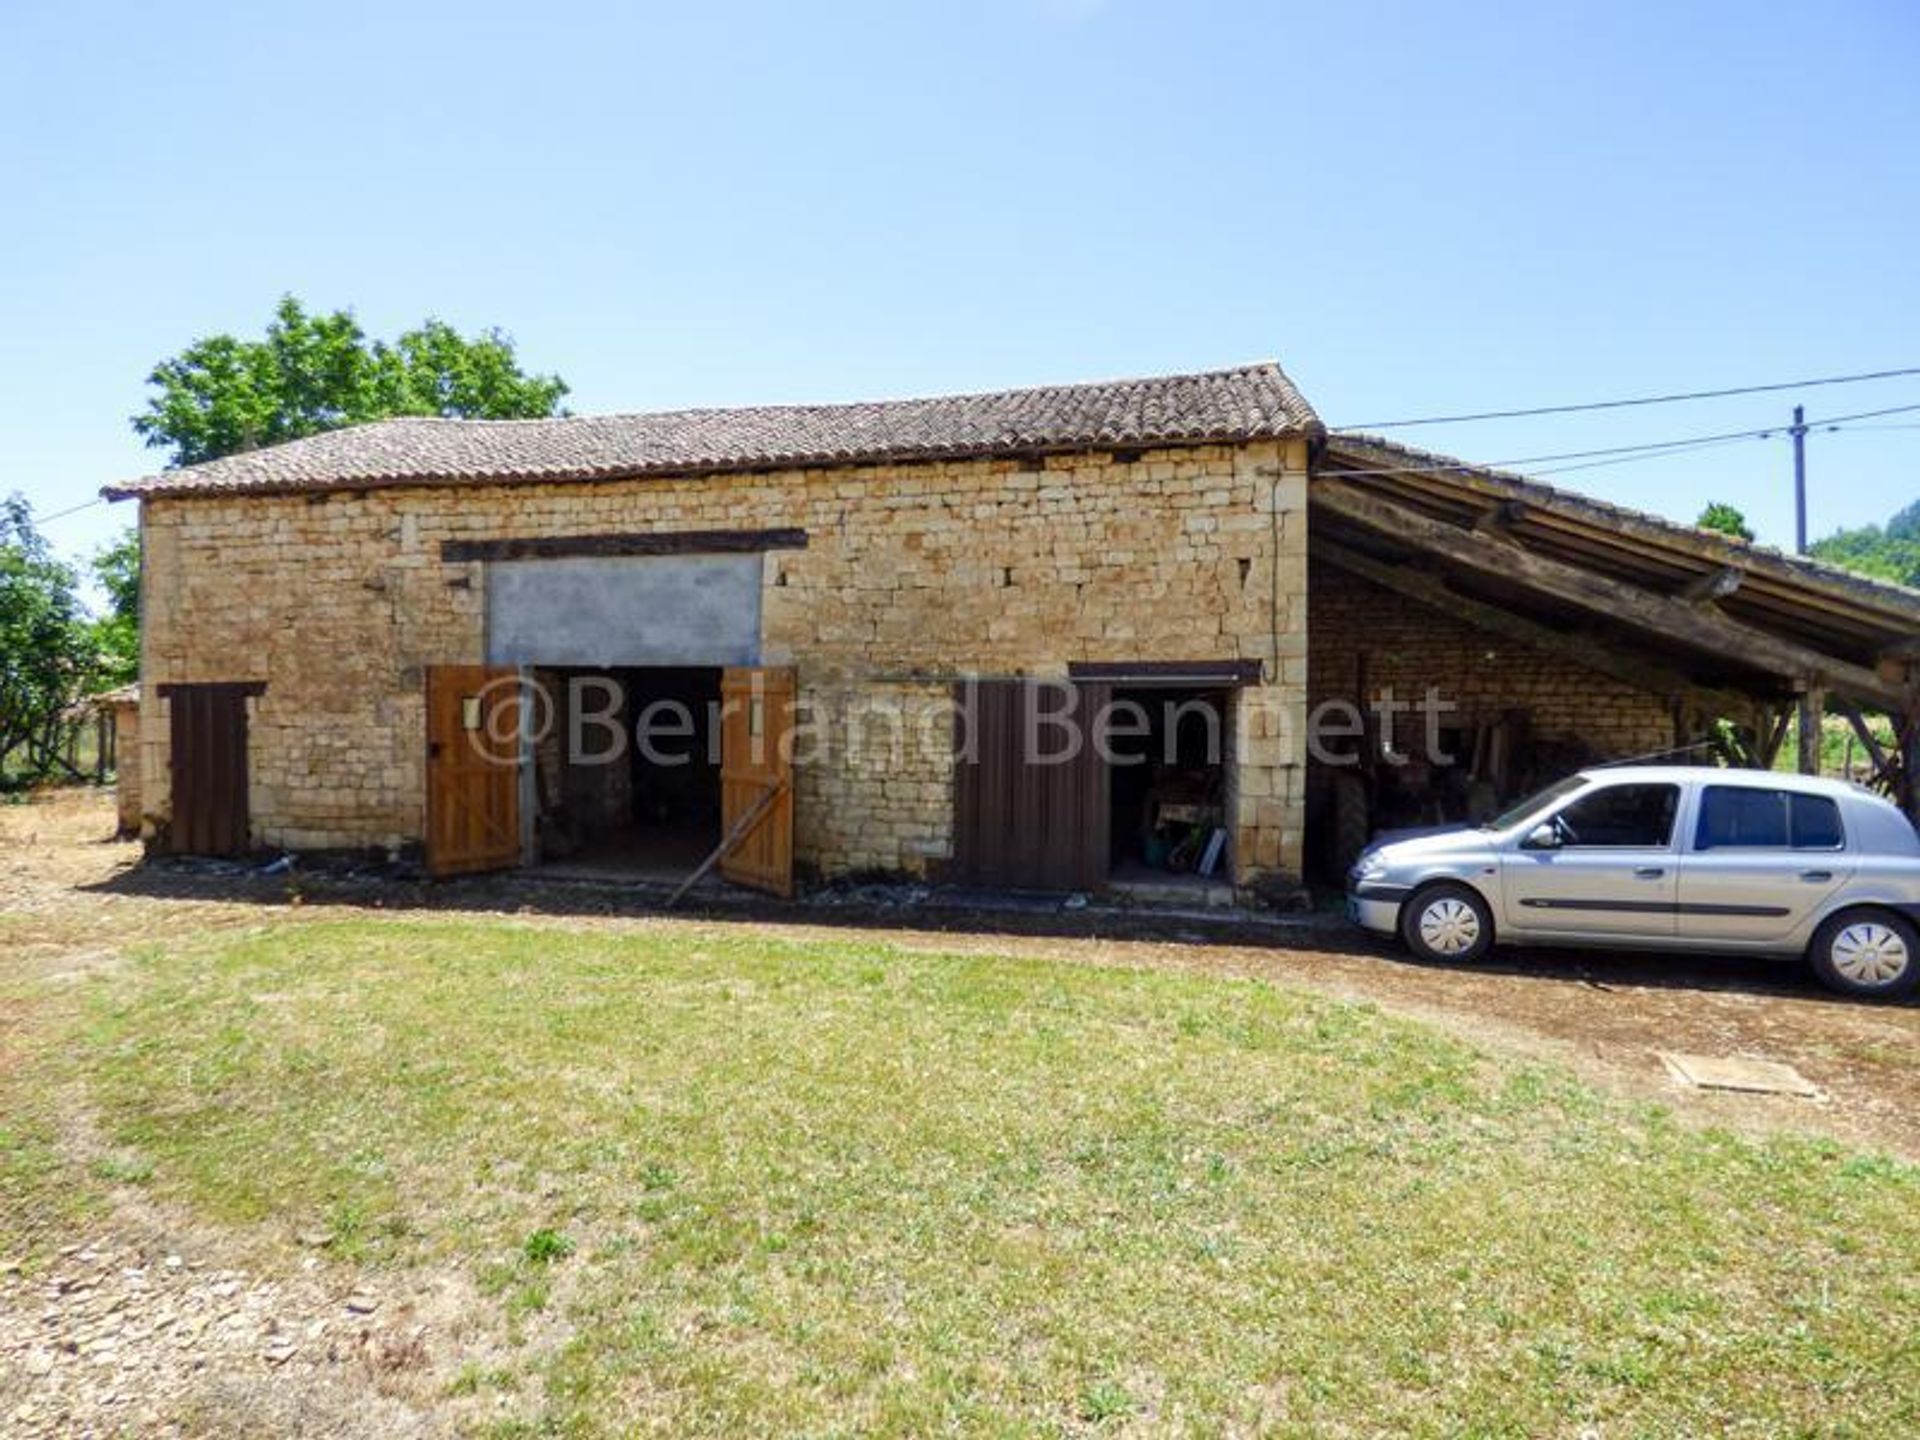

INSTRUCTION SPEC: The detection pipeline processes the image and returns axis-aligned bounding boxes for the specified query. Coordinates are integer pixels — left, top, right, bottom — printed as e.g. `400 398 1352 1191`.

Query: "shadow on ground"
80 853 1864 1013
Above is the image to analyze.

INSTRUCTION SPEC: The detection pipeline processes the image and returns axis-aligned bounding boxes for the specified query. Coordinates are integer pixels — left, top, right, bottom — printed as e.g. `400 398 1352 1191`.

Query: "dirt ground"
4 786 1919 1434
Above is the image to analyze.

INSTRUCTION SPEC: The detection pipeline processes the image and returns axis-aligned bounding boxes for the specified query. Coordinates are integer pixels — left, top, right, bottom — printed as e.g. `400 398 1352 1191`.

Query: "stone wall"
138 439 1311 884
113 701 141 837
1307 558 1674 758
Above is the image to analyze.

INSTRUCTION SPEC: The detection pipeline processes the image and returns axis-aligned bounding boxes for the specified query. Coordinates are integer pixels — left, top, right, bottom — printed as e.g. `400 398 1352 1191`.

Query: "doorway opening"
532 666 722 881
1106 685 1233 899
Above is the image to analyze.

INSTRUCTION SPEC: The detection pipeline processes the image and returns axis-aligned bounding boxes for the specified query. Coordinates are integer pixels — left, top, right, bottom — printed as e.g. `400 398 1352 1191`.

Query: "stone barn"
103 362 1920 900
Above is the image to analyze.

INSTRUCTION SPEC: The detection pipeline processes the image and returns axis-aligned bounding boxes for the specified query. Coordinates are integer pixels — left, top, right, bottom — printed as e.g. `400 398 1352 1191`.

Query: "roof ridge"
383 360 1296 429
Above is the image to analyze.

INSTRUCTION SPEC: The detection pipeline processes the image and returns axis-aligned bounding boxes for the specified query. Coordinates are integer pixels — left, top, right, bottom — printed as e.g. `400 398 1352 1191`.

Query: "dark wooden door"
719 666 796 897
425 665 524 878
165 682 259 856
952 679 1110 891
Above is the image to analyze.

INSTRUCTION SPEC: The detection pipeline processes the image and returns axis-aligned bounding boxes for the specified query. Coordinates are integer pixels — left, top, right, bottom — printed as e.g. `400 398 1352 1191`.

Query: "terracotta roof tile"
104 361 1319 500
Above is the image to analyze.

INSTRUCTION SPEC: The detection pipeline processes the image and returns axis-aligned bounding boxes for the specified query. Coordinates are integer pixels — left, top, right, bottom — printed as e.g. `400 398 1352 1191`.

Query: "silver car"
1347 765 1920 1000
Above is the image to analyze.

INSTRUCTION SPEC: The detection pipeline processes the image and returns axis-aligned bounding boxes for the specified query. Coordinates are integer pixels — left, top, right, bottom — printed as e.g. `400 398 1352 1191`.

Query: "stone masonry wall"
138 439 1311 883
113 701 141 836
1307 558 1674 758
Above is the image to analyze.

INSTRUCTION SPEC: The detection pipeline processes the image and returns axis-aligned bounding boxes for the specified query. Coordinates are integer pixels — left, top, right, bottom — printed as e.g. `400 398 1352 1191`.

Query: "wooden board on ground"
1658 1052 1820 1098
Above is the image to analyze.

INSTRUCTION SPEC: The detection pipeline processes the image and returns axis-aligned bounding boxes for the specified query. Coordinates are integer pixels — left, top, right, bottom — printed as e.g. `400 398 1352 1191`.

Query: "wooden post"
1902 712 1920 824
1797 685 1825 776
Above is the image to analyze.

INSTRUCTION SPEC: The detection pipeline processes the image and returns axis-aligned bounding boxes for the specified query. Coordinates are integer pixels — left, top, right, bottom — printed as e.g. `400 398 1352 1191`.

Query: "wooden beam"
442 527 808 564
667 778 790 908
1472 500 1524 534
1680 565 1744 604
1836 700 1893 778
1067 659 1263 686
1323 444 1920 634
1756 707 1792 770
1798 685 1826 776
1314 478 1913 710
1315 538 1755 716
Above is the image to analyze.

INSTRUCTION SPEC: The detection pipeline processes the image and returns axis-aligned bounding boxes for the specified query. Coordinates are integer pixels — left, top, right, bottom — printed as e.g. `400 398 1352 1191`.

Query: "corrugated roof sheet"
104 361 1320 500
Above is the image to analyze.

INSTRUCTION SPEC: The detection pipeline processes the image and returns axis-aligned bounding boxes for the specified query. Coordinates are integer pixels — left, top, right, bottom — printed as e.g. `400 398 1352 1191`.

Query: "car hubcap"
1831 922 1910 986
1419 898 1481 956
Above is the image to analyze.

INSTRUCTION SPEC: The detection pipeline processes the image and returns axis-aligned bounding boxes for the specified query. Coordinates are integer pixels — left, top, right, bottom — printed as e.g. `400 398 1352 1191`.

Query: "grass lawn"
7 916 1919 1434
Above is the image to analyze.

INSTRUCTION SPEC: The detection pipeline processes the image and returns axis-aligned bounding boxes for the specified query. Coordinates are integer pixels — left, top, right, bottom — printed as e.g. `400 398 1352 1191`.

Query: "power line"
26 497 107 525
1327 402 1920 481
1334 365 1920 431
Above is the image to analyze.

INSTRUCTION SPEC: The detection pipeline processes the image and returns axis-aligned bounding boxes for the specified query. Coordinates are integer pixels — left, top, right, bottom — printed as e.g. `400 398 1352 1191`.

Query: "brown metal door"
718 666 796 897
165 682 259 856
425 665 524 878
952 679 1109 891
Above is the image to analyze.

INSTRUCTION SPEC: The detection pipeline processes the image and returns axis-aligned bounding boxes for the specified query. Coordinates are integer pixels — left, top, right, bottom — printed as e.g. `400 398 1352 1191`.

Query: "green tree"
87 530 140 686
1810 517 1920 588
132 296 569 467
1697 502 1755 542
0 495 94 780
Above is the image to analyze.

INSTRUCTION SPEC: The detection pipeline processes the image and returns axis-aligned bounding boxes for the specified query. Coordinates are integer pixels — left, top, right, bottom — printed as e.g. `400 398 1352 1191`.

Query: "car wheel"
1809 909 1920 1001
1400 882 1495 965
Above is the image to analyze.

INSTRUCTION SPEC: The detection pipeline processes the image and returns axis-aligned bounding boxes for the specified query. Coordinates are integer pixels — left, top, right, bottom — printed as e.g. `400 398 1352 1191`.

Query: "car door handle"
1800 870 1834 883
1634 867 1665 879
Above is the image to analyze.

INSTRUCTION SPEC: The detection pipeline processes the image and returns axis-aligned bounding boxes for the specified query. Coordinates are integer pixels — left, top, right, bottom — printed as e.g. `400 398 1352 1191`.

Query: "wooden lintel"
441 527 808 564
154 680 267 699
1068 659 1263 686
1314 479 1913 711
1315 537 1753 717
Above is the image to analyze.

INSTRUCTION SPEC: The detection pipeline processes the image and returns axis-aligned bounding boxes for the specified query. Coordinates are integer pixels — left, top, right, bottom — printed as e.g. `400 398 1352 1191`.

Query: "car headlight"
1352 855 1387 884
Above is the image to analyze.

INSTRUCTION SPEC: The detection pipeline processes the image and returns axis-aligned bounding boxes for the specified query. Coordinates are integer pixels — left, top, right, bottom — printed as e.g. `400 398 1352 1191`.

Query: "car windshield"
1482 775 1588 831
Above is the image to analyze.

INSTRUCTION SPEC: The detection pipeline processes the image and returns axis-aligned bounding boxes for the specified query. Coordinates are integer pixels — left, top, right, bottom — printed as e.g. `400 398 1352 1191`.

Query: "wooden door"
164 682 260 856
951 679 1110 891
425 665 524 878
718 666 796 897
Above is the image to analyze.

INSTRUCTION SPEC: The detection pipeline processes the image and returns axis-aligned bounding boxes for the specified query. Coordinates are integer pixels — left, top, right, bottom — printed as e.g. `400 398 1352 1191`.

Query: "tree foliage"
88 530 140 687
1810 505 1920 589
132 296 570 467
0 496 95 780
1696 502 1754 542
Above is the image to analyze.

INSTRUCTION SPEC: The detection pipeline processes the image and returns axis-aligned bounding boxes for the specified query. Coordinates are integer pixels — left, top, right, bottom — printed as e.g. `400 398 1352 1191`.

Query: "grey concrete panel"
485 554 762 666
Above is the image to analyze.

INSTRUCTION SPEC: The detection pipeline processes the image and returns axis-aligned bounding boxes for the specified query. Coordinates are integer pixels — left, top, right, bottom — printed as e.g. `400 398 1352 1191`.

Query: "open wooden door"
425 665 524 878
718 666 796 897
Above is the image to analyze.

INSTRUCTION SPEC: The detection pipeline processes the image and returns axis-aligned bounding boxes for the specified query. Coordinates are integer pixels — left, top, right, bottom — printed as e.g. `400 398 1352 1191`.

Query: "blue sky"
3 0 1916 580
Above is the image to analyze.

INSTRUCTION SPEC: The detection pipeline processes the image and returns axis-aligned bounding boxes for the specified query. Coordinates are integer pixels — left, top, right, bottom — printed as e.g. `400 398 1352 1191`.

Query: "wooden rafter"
1680 565 1744 604
1324 445 1920 637
1315 538 1757 717
1314 477 1914 710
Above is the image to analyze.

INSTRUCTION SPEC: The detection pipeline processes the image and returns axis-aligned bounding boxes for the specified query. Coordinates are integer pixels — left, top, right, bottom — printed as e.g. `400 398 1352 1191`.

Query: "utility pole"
1791 403 1809 554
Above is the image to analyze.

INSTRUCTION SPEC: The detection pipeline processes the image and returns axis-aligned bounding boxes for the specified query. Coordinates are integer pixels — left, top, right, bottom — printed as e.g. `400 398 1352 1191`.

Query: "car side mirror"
1524 821 1563 851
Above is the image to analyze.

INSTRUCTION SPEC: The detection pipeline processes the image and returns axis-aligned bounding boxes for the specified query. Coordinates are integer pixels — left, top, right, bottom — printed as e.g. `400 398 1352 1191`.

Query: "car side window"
1695 787 1846 850
1552 783 1679 848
